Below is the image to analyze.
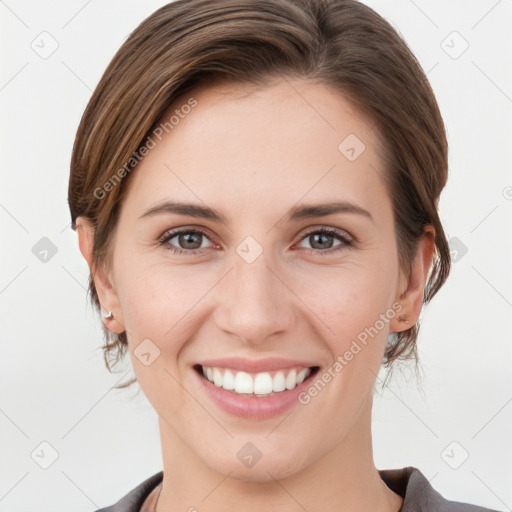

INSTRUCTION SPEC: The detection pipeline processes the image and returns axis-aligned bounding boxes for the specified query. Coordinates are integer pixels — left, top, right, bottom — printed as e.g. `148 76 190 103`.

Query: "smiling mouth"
193 364 320 397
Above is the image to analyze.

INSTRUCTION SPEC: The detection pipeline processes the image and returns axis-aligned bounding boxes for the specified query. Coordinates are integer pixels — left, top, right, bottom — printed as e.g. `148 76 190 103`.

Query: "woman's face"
96 78 412 480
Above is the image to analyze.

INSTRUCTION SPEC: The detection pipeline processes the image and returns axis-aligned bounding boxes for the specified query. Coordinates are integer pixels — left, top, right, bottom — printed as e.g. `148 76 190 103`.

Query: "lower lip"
194 367 318 420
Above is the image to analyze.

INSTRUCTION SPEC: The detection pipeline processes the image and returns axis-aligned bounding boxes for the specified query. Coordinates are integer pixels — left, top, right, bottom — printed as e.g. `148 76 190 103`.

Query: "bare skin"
77 77 434 512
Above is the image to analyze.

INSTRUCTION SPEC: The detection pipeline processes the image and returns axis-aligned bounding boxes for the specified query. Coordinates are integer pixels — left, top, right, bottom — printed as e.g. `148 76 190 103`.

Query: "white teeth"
272 371 286 392
296 368 309 384
285 369 297 390
213 368 223 387
234 371 253 394
253 373 273 394
200 366 313 396
222 369 235 390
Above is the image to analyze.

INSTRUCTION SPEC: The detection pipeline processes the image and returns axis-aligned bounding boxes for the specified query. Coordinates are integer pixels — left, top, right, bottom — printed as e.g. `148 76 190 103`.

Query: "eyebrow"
138 200 373 224
285 202 373 223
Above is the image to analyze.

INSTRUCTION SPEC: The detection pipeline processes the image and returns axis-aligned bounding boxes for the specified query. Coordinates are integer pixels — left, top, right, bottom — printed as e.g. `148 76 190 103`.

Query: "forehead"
123 79 390 222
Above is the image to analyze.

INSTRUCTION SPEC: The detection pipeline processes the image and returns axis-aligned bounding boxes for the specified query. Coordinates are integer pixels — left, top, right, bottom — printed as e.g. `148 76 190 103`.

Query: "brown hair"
68 0 450 388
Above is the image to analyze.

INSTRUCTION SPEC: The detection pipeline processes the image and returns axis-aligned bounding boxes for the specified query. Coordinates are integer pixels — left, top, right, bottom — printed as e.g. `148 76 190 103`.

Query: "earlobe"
75 216 126 334
390 226 435 333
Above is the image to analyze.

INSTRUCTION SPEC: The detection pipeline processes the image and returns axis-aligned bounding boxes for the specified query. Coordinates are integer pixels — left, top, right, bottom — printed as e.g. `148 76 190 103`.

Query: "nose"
212 248 297 346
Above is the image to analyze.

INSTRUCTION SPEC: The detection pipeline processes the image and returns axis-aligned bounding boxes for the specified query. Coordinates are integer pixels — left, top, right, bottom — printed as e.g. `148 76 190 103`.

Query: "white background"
1 1 511 511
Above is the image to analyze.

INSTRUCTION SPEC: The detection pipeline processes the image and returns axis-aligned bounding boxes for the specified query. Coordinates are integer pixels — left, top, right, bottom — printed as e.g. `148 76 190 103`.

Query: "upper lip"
195 357 319 373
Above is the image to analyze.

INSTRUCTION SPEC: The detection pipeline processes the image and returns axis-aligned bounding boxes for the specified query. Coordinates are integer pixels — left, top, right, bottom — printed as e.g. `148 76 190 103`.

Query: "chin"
205 448 307 483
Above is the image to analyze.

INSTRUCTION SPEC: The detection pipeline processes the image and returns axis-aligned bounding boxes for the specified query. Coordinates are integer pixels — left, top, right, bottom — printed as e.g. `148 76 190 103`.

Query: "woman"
68 0 500 511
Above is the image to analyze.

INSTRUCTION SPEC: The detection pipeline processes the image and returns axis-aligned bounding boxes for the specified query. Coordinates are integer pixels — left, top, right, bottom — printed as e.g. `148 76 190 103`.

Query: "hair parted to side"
68 0 450 389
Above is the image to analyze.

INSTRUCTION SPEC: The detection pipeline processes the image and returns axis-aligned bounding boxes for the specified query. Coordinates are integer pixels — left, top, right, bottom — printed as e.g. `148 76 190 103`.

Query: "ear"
76 216 126 334
389 225 436 333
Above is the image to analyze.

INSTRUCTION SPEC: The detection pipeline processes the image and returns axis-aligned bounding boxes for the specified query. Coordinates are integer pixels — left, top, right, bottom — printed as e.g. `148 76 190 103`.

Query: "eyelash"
157 227 354 256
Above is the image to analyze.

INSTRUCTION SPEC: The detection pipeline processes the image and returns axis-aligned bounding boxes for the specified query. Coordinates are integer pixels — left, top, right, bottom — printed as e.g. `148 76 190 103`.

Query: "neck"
155 397 402 512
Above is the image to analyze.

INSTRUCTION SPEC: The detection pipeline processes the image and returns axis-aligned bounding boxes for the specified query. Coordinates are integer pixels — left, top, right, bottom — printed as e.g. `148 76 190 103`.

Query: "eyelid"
299 225 354 242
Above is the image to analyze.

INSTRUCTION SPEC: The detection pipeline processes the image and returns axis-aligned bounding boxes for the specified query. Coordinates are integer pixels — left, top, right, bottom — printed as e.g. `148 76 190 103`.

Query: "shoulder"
379 466 502 512
91 471 163 512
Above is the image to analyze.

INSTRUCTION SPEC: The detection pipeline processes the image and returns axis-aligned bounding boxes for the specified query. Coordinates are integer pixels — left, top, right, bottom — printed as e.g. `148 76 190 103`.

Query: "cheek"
298 259 398 350
113 257 204 408
113 253 216 349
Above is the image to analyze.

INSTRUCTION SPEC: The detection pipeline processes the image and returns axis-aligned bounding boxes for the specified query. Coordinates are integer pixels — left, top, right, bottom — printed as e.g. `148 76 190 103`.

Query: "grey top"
93 466 501 512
